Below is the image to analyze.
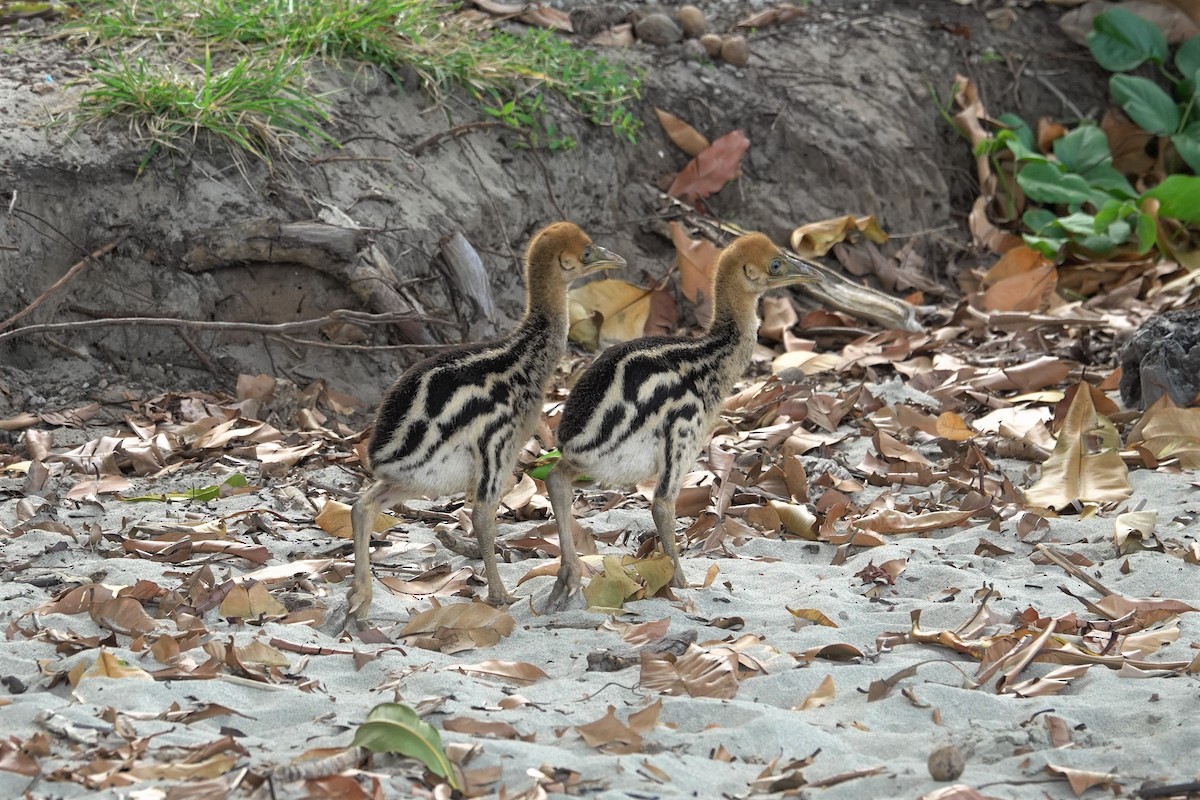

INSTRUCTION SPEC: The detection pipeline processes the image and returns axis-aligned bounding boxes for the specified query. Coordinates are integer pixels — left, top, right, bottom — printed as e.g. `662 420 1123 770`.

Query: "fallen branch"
0 234 126 333
411 120 515 156
0 309 448 346
655 190 922 331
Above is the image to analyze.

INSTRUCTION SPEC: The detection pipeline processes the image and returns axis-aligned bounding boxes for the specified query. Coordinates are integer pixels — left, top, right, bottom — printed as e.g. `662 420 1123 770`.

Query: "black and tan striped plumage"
543 233 822 611
348 222 625 625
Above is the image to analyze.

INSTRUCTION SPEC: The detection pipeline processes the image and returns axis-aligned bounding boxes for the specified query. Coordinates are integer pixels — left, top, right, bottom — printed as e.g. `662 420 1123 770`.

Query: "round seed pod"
634 12 682 46
700 33 723 58
927 745 966 782
720 34 750 66
682 38 707 61
677 5 708 38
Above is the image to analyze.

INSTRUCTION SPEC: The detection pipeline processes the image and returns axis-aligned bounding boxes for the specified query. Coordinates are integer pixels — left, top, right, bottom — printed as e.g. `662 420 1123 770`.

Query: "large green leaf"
1143 175 1200 223
1053 125 1111 173
1110 74 1181 135
1176 36 1200 81
1017 162 1103 206
1087 8 1168 71
352 703 459 789
1172 123 1200 174
1023 207 1059 234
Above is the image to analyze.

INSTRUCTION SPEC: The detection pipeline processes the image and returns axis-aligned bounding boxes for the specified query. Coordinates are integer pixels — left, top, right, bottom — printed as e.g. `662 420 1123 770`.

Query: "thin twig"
1034 543 1114 597
0 309 450 345
1027 70 1086 120
0 235 126 333
411 120 515 156
274 334 457 352
175 328 229 377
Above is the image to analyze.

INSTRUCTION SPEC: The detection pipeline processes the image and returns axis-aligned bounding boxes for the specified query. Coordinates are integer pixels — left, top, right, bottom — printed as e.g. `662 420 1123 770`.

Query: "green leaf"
1110 74 1181 135
1171 125 1200 174
1056 212 1099 236
352 703 459 789
1135 213 1158 253
1143 174 1200 223
120 473 248 503
1023 208 1059 234
1017 162 1103 206
1087 7 1168 71
1053 125 1111 173
998 113 1034 150
1024 233 1068 259
1176 35 1200 79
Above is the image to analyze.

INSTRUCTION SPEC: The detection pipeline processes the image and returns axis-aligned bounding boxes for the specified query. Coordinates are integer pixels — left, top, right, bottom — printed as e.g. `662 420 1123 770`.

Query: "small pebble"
720 34 750 66
677 5 707 38
700 33 723 57
634 12 682 45
928 745 966 781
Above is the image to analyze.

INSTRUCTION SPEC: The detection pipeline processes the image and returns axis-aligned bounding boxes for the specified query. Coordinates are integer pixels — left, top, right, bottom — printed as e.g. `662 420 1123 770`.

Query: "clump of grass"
69 0 641 166
78 49 331 173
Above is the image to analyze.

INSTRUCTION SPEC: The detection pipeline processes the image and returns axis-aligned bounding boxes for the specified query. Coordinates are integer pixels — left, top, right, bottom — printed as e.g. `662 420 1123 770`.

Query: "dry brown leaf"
1113 511 1159 554
735 3 806 28
575 706 644 754
1132 401 1200 468
935 412 975 441
445 660 549 685
402 602 515 653
639 643 739 699
667 130 750 204
670 221 720 306
791 215 887 259
794 674 835 710
569 279 653 347
1024 382 1131 509
655 108 709 157
315 499 401 539
71 650 153 685
787 607 838 628
218 581 288 620
854 509 975 535
442 716 527 741
468 0 572 30
1044 764 1120 796
919 786 988 800
980 246 1056 312
90 597 156 637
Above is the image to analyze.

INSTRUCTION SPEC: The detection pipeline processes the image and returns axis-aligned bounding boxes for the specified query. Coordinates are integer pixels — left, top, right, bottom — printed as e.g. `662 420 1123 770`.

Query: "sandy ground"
2 380 1198 800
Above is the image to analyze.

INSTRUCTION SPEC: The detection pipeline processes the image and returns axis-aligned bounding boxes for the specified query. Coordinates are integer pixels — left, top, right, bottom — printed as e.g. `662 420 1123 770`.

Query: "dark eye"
582 246 593 261
769 258 782 274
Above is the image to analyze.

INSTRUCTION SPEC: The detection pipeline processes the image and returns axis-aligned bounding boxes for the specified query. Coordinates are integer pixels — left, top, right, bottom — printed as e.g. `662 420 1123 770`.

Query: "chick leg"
651 492 688 589
472 501 515 607
544 459 582 612
349 481 404 627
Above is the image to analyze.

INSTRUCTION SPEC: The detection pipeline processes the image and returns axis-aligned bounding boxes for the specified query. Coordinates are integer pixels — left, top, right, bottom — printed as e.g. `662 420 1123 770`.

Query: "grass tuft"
79 49 331 173
68 0 642 167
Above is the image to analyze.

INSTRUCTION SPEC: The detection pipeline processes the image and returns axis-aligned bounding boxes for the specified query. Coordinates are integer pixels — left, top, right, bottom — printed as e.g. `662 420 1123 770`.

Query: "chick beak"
773 253 824 286
582 245 626 275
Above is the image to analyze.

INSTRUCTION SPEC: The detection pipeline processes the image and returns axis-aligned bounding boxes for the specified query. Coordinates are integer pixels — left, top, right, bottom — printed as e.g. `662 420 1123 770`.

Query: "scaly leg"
349 482 404 628
651 493 688 589
472 502 515 607
544 458 582 612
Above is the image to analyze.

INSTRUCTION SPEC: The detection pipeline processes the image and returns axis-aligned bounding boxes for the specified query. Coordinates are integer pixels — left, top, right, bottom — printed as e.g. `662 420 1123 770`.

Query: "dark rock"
569 5 630 37
634 12 683 46
1119 308 1200 409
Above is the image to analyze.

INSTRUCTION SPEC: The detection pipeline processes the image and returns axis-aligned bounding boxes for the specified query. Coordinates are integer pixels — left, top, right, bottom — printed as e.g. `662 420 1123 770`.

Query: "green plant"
1087 7 1200 173
77 48 332 173
957 8 1200 263
69 0 642 164
352 703 459 790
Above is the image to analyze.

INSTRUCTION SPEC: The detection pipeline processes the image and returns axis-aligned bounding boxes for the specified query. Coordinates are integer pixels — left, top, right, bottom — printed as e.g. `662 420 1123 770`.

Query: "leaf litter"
5 101 1200 800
